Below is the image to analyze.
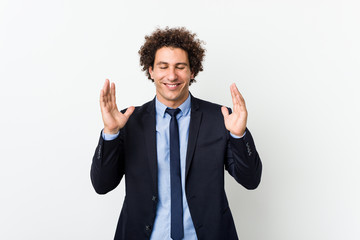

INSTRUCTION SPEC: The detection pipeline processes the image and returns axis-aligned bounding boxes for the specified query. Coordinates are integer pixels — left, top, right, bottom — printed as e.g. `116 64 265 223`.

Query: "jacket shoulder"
121 98 155 116
192 96 225 113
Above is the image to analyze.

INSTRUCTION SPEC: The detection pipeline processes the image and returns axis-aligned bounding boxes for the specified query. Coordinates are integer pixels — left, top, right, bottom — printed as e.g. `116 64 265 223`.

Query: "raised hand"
221 83 248 136
100 79 135 134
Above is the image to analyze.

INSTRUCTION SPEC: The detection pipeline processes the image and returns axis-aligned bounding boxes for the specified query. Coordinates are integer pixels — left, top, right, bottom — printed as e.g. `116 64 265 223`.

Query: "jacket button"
152 196 157 202
145 225 151 231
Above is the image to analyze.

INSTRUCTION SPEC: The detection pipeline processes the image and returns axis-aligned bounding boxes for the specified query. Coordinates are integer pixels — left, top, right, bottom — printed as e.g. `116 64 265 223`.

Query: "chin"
165 94 181 102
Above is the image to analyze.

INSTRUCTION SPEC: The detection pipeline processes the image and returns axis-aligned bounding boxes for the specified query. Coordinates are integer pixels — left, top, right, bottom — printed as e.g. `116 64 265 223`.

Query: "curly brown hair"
139 27 206 85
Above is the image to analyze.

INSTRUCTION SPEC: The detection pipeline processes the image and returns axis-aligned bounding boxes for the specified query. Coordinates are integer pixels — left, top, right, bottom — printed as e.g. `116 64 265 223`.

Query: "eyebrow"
156 61 189 66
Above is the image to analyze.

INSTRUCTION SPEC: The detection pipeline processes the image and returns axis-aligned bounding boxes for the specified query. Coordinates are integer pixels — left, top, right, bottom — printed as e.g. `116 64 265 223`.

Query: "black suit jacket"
91 96 262 240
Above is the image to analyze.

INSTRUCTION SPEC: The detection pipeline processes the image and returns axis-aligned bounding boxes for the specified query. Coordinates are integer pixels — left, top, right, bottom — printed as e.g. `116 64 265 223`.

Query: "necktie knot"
166 108 181 118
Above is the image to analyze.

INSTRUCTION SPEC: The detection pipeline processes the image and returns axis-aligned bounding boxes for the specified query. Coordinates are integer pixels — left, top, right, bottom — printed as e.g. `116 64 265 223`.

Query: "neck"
157 92 189 109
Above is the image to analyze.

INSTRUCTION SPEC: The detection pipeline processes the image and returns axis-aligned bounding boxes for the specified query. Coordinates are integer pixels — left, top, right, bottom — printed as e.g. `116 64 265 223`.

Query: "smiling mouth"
164 83 182 89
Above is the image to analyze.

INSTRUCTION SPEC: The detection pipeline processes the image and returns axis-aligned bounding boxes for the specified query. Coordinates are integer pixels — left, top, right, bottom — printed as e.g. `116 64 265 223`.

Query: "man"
91 27 262 240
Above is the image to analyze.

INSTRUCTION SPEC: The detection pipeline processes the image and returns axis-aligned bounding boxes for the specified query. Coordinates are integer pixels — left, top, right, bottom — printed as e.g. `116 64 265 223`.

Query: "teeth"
168 84 177 87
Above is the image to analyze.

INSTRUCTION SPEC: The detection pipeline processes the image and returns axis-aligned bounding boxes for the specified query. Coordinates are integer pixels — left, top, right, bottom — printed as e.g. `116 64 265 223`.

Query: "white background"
1 0 359 239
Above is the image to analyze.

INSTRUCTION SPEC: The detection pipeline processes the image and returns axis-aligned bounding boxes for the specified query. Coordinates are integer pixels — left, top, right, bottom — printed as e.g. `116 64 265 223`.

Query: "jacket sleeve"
90 130 125 194
224 128 262 190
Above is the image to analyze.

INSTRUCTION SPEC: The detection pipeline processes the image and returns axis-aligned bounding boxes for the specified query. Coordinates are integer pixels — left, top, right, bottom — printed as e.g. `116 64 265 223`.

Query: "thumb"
221 106 229 118
124 106 135 119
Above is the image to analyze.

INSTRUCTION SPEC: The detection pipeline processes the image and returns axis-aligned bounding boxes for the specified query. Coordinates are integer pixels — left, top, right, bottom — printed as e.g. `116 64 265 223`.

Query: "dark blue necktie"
166 108 184 240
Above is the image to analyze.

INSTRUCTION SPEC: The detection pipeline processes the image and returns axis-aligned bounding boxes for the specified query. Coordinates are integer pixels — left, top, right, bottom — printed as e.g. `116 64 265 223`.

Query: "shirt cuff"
230 131 246 139
101 129 120 141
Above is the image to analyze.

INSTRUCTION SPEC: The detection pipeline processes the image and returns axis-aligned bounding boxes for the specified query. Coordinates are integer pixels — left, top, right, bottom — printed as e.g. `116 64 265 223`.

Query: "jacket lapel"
141 99 158 193
185 96 202 180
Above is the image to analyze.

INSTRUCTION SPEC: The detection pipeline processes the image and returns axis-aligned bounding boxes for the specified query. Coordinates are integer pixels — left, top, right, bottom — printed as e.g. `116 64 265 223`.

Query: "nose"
167 67 177 81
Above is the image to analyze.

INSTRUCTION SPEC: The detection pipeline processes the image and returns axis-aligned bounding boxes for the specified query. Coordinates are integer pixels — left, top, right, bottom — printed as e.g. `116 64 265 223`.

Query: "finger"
110 82 116 106
234 84 245 105
221 106 229 118
123 106 135 119
101 79 110 106
100 85 109 110
232 83 242 103
230 83 240 112
230 84 237 104
102 79 110 96
232 83 246 112
234 84 247 113
100 89 105 109
101 79 113 109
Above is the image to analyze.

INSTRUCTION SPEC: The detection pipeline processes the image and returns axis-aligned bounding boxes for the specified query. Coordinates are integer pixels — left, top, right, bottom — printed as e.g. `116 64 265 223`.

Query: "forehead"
154 47 189 64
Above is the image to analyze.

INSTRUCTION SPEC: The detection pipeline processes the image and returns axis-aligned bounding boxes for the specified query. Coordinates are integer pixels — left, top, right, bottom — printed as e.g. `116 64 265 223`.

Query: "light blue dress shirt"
101 94 244 240
150 95 197 240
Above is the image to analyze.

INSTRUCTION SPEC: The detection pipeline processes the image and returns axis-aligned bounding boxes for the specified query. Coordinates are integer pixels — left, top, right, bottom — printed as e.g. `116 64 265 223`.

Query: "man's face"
149 47 194 108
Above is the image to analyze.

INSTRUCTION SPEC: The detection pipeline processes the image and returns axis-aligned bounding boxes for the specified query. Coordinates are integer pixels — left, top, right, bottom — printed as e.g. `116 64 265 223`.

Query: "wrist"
103 127 120 135
230 128 246 137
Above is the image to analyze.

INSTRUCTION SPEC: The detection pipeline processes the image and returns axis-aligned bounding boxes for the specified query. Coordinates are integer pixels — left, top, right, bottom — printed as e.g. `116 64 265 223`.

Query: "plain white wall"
1 0 359 239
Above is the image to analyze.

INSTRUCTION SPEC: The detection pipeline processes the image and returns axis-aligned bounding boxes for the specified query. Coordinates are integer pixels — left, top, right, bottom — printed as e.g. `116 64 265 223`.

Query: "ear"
190 71 195 80
149 66 154 79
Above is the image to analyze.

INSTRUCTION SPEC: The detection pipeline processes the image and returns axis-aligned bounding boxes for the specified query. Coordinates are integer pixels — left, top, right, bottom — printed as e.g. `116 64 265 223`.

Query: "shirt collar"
155 94 191 118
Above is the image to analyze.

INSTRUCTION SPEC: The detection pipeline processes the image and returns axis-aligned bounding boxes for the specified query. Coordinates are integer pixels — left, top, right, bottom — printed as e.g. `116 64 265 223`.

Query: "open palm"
221 83 248 136
100 79 134 134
